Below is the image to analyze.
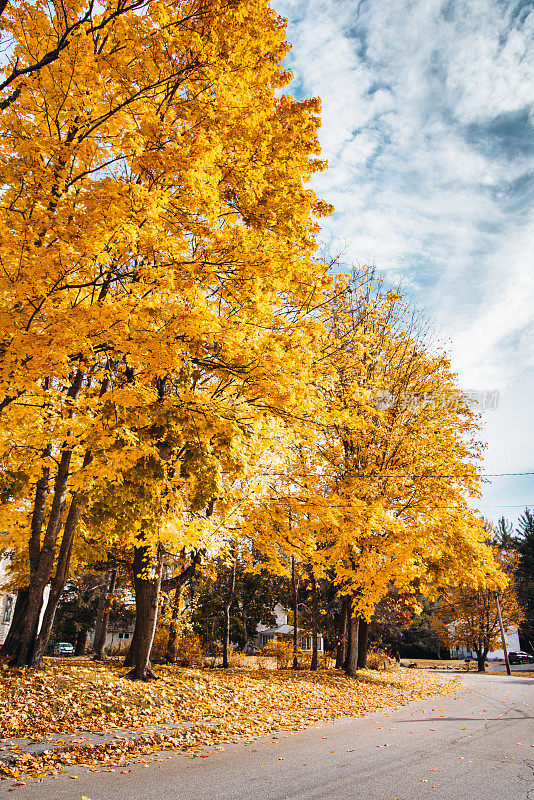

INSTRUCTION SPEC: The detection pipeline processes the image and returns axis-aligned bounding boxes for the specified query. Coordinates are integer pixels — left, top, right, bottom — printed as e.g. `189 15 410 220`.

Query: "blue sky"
275 0 534 528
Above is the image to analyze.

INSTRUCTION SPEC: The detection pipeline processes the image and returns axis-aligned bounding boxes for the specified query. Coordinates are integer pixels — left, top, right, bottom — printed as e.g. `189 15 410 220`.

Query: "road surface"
2 673 533 800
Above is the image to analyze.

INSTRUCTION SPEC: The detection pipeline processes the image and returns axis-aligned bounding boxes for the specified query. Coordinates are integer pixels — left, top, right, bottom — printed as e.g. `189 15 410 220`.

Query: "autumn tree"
244 272 503 676
0 0 333 676
0 0 151 112
432 543 523 672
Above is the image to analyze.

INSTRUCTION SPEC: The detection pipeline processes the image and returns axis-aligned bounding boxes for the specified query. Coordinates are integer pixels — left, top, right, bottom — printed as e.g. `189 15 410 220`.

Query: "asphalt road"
490 662 534 672
2 673 533 800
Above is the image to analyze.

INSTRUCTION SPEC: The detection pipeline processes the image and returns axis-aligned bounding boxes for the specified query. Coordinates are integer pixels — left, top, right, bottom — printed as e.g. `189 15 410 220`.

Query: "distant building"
255 603 324 652
87 621 136 654
450 627 521 660
0 554 17 646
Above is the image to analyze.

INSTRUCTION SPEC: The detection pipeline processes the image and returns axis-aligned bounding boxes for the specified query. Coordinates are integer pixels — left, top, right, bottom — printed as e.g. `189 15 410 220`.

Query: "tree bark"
475 647 488 673
165 586 181 664
310 571 318 671
93 568 117 660
222 555 237 669
123 614 142 668
0 587 29 658
357 616 368 669
28 445 52 573
126 545 163 680
74 625 89 656
124 511 207 673
345 600 360 677
1 451 50 660
336 595 349 669
292 555 299 670
343 596 353 673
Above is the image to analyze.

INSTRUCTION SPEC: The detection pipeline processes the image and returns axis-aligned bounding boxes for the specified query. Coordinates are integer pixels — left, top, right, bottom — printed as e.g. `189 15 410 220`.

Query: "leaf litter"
0 661 458 783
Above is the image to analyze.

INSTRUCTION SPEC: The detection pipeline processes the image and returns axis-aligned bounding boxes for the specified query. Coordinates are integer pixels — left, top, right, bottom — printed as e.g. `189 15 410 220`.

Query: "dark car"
508 651 534 664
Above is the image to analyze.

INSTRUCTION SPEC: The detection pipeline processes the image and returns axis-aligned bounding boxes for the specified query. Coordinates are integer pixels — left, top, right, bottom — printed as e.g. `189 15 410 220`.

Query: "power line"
259 471 534 479
476 504 534 508
482 472 534 477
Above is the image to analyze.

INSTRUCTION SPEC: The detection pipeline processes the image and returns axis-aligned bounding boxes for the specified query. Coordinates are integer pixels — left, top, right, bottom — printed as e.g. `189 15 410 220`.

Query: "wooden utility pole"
494 590 511 676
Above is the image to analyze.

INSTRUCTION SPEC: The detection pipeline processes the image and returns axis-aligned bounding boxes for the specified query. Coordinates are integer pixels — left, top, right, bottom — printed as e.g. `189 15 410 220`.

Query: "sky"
275 0 534 529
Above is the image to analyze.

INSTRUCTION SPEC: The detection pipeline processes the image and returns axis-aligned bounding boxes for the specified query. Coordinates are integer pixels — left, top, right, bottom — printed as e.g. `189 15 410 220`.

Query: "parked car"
508 651 534 664
57 642 75 655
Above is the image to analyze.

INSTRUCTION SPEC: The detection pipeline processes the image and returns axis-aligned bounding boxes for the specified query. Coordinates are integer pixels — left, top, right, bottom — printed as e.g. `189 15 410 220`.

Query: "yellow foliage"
432 541 524 658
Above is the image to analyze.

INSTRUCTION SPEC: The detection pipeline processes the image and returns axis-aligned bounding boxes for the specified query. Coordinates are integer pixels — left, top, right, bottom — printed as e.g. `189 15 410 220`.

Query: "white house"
449 627 521 660
86 622 135 654
0 554 17 646
255 603 324 652
0 550 54 646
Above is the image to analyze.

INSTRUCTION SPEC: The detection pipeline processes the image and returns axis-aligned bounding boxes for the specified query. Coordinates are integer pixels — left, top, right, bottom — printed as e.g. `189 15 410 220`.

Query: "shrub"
175 634 205 667
150 625 170 663
366 648 397 671
261 639 293 669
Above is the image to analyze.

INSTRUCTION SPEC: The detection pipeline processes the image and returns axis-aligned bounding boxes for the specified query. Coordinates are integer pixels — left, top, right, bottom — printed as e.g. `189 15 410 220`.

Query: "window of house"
301 636 312 651
118 632 130 640
3 595 13 623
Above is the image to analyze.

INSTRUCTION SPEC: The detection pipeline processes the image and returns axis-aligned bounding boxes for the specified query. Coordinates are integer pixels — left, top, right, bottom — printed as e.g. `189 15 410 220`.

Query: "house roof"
259 624 323 637
259 624 295 636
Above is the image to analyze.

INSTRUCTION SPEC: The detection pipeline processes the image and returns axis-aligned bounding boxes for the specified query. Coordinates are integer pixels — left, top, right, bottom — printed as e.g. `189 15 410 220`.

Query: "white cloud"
276 0 534 515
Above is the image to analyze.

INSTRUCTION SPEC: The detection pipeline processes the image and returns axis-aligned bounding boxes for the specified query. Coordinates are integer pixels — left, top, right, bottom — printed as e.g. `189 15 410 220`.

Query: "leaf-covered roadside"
0 661 458 782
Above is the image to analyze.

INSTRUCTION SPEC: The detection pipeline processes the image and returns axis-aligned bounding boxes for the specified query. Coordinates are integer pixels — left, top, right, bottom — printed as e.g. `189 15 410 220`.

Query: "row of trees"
47 512 529 674
0 0 504 678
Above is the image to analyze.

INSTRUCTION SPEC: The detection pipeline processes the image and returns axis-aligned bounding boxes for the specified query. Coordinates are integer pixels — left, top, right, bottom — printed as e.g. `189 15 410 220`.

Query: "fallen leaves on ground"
0 660 458 782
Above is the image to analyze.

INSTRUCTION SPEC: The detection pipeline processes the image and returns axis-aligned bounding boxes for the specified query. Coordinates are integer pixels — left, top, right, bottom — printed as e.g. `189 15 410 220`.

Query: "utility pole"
494 590 511 676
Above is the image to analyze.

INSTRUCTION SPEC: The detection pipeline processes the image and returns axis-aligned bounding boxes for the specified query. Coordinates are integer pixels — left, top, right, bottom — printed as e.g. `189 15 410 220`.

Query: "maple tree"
314 278 503 675
0 0 332 675
432 540 523 671
241 273 502 676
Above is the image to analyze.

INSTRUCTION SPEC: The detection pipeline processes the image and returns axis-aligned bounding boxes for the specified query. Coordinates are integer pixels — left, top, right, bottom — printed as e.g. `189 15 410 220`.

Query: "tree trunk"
336 595 349 669
476 647 488 673
123 615 141 668
357 616 368 669
123 552 201 670
126 545 163 680
1 457 50 661
222 555 237 669
222 602 231 668
310 571 318 671
10 371 84 667
74 625 89 656
165 586 181 664
93 568 117 660
28 445 52 574
241 604 249 653
0 587 29 659
345 601 360 677
29 481 88 668
292 555 299 670
343 596 353 673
